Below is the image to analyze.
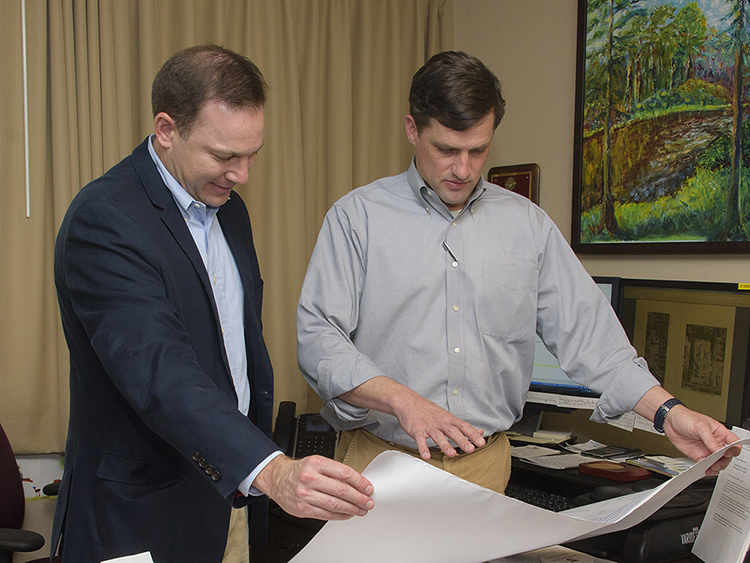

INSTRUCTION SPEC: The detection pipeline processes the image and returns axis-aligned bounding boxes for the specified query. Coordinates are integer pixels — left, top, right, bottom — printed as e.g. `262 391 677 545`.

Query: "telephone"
272 401 337 459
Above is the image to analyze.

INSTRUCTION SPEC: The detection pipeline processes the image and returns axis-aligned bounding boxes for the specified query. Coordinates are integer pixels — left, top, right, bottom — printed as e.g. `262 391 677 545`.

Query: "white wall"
454 0 750 284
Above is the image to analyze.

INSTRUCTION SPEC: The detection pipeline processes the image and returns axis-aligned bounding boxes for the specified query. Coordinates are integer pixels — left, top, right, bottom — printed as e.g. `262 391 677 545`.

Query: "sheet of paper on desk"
487 545 616 562
523 453 598 470
290 440 750 563
510 445 560 458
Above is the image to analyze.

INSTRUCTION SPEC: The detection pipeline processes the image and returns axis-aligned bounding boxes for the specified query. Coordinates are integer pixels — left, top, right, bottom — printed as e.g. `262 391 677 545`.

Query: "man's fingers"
259 455 375 521
305 482 373 517
433 434 457 457
309 457 375 513
414 435 432 460
318 457 374 496
443 422 486 454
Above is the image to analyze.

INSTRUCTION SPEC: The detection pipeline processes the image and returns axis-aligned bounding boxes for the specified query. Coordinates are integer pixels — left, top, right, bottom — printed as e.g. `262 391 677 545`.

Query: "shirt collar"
147 135 220 223
406 157 486 218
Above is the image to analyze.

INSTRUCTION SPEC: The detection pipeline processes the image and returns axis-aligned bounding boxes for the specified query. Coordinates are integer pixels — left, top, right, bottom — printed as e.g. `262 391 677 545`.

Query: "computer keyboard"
505 482 575 512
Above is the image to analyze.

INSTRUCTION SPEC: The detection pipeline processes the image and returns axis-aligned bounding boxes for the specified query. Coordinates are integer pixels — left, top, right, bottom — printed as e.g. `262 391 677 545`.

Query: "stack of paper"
511 444 596 470
532 430 572 441
626 455 695 476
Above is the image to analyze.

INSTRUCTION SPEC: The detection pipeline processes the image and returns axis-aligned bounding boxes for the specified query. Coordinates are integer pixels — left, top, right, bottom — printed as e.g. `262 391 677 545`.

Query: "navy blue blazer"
52 138 279 562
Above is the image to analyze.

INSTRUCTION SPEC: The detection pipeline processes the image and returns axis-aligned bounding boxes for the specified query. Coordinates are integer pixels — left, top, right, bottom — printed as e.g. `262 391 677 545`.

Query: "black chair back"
0 422 25 530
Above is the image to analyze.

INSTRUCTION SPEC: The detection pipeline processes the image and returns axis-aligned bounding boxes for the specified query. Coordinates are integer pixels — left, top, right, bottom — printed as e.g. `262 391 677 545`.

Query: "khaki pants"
336 428 512 494
222 506 250 563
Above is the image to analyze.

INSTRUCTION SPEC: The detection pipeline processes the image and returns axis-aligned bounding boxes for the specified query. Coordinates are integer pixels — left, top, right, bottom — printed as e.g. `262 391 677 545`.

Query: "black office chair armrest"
0 527 45 553
42 481 60 496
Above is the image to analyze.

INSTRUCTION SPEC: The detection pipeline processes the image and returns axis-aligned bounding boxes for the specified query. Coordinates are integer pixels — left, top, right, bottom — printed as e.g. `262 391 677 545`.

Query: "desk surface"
511 458 716 563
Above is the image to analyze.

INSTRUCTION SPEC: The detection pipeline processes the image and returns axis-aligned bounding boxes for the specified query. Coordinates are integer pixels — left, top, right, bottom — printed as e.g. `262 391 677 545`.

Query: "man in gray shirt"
297 51 739 493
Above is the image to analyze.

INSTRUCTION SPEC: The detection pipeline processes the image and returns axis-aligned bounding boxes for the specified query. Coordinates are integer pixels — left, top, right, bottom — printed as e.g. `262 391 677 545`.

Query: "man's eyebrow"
212 142 264 158
433 140 489 152
433 141 459 151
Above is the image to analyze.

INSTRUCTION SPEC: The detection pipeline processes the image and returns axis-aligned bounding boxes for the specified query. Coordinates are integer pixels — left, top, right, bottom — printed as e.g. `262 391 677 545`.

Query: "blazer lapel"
130 139 232 376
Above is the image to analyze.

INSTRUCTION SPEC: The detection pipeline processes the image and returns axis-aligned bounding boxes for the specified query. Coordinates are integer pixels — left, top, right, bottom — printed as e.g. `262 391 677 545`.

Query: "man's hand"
393 389 486 460
253 455 374 520
664 406 741 475
341 376 486 460
635 386 740 476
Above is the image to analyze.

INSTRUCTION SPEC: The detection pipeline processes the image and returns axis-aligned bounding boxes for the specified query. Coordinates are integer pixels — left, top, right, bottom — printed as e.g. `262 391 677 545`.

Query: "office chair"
0 421 60 563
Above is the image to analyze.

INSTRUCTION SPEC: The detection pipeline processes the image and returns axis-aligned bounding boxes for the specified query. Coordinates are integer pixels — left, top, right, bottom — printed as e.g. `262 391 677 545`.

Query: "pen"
442 241 458 264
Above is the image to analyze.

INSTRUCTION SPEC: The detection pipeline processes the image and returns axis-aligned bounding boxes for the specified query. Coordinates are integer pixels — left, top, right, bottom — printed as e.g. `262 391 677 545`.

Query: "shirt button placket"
445 224 463 414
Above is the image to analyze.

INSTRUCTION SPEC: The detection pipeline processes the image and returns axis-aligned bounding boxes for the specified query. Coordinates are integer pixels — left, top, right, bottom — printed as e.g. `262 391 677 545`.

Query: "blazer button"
204 465 214 475
198 458 207 469
211 470 221 482
192 451 200 462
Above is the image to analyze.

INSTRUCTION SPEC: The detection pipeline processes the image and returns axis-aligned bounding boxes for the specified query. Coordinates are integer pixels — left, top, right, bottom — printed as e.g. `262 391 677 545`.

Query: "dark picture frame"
488 163 540 204
572 0 750 254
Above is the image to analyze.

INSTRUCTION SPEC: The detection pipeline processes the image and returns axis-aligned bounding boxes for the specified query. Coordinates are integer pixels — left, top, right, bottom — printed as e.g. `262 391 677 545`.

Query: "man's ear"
404 114 419 146
153 112 178 149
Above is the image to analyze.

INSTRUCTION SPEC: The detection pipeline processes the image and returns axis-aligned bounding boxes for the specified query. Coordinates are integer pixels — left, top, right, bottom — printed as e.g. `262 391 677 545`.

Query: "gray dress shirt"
297 159 658 449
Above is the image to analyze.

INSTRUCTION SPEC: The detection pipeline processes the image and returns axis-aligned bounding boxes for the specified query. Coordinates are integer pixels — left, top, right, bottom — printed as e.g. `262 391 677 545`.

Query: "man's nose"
225 157 250 185
453 152 470 180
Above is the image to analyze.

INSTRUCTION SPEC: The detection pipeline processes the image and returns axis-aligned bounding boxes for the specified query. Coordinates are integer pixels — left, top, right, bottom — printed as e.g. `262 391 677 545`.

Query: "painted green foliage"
580 0 750 243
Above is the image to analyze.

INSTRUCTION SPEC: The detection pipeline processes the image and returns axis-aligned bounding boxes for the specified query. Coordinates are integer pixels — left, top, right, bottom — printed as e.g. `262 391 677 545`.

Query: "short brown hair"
151 44 268 137
409 51 505 132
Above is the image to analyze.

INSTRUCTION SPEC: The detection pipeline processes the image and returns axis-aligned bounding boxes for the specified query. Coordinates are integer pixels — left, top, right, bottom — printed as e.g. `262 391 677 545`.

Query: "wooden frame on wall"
488 163 540 205
571 0 750 254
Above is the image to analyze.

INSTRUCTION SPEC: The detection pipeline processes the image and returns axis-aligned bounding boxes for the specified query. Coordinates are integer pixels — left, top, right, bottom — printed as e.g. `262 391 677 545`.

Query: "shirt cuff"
237 450 285 497
590 358 660 423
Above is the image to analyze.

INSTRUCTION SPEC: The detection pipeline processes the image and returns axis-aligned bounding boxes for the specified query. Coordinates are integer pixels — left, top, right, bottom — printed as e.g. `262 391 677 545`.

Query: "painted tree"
722 0 749 240
673 2 708 83
645 5 677 93
621 10 649 112
586 0 645 236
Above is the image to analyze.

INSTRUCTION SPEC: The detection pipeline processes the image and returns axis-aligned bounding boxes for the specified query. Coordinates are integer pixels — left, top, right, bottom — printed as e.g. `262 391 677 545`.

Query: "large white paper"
692 427 750 563
291 439 750 563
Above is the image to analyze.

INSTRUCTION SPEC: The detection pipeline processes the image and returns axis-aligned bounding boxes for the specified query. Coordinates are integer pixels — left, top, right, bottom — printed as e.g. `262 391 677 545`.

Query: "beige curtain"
0 0 453 454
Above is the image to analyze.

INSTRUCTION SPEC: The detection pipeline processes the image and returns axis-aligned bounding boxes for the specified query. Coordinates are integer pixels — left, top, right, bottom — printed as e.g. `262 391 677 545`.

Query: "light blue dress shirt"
148 137 280 495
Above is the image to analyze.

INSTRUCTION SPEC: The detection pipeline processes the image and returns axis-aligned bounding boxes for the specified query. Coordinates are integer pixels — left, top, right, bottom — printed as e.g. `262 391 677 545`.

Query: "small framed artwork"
572 0 750 254
488 163 540 205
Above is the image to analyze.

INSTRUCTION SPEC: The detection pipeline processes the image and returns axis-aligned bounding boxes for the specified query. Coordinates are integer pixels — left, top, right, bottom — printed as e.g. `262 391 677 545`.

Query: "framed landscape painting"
572 0 750 253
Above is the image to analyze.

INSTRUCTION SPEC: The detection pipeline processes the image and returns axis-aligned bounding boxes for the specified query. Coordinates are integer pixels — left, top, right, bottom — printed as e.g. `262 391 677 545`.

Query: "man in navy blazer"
52 45 374 563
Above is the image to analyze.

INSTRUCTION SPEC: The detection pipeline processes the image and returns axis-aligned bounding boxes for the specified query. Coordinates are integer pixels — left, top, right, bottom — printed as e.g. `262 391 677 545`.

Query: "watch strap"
654 398 684 433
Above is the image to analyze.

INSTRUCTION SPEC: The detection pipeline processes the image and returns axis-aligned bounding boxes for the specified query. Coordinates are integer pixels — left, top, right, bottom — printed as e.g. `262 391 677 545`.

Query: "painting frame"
488 163 540 204
571 0 750 254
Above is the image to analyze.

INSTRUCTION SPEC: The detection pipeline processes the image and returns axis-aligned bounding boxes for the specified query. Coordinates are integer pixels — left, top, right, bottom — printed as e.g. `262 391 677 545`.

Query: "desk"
509 456 671 497
511 458 717 563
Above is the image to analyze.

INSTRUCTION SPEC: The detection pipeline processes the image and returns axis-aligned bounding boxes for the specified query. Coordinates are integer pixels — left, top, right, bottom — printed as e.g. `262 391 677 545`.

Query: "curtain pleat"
0 0 453 453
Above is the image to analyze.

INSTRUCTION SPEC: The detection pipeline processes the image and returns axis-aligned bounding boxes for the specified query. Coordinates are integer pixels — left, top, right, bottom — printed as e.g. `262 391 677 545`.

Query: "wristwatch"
654 398 684 433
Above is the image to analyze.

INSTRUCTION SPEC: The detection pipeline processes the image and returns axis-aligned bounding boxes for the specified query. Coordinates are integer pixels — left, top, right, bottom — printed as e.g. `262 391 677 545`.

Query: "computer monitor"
619 278 750 429
526 276 621 409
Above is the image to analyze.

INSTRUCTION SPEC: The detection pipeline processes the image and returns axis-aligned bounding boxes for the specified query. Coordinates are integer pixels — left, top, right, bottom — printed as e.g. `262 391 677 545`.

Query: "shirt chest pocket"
478 261 537 339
